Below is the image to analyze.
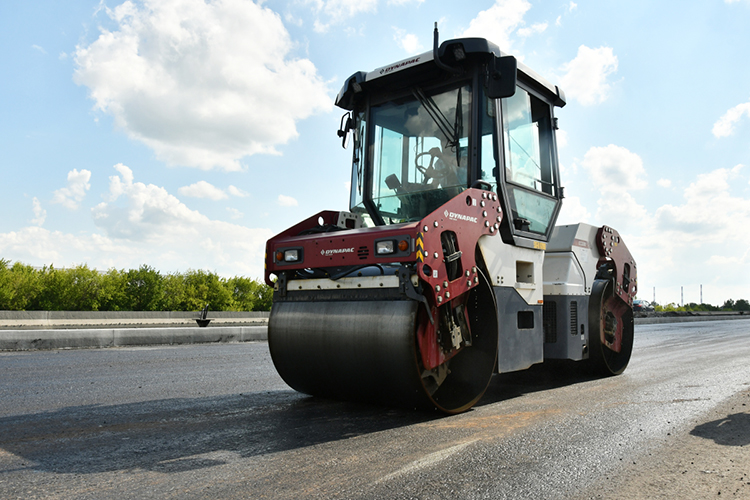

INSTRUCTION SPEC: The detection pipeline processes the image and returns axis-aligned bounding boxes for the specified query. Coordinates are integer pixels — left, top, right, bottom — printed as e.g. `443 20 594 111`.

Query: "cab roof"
335 37 566 110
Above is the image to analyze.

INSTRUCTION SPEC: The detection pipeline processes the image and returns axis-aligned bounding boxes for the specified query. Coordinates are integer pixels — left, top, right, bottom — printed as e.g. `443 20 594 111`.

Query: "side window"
479 92 498 191
349 111 366 213
501 88 558 235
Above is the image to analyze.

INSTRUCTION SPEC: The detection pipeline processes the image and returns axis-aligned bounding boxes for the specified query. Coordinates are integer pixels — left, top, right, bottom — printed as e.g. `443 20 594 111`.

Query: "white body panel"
543 223 603 297
478 234 545 306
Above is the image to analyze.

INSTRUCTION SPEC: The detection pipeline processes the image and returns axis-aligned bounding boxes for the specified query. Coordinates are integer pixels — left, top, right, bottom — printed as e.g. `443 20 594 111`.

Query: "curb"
0 326 268 351
635 315 750 324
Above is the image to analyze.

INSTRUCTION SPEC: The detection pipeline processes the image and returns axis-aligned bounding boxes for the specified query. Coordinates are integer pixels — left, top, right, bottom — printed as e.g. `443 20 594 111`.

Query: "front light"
284 249 300 262
376 240 395 255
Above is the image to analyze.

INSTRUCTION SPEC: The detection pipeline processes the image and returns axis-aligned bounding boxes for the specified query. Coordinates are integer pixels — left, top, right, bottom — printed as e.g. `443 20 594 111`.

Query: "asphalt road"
1 319 749 499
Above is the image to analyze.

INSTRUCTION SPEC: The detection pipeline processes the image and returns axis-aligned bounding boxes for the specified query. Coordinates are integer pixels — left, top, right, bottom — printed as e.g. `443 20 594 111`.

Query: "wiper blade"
411 87 458 148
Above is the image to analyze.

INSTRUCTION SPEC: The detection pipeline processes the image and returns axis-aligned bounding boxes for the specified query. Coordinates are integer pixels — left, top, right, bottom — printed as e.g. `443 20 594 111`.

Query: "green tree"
0 259 12 309
1 258 274 312
97 268 127 311
161 273 186 311
123 265 164 310
31 266 66 310
685 302 719 312
655 302 686 312
733 299 750 311
228 276 274 311
30 265 103 311
7 262 44 310
181 269 232 311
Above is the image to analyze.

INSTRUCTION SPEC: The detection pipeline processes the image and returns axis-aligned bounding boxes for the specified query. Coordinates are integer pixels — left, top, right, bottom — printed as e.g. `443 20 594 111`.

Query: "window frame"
494 80 563 244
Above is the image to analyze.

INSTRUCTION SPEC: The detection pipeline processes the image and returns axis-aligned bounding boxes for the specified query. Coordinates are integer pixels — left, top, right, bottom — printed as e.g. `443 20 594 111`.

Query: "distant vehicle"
633 300 654 312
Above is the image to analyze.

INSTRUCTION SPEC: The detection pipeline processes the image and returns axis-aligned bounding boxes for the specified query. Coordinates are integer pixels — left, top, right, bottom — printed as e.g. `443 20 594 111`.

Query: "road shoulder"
576 386 750 499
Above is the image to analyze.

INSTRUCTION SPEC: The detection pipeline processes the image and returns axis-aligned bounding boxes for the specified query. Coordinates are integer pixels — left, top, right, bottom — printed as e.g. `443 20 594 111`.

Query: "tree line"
0 259 272 312
654 299 750 312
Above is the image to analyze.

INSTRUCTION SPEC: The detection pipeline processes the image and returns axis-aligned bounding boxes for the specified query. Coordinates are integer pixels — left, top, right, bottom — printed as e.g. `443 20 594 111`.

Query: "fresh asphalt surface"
0 320 749 499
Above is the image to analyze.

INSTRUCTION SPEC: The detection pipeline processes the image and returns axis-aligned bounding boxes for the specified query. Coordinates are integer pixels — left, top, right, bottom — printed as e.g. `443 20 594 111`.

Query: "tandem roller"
263 29 637 413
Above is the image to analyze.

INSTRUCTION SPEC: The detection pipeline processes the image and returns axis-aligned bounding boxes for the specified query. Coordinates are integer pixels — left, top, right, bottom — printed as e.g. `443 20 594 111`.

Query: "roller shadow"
0 361 603 476
690 412 750 446
0 390 438 475
478 359 603 407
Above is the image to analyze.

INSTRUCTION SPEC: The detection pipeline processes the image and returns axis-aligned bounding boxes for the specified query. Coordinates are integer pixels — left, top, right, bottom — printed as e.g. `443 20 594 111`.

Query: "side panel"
478 235 545 305
478 233 546 372
544 223 602 293
542 295 590 361
542 223 602 361
494 286 544 373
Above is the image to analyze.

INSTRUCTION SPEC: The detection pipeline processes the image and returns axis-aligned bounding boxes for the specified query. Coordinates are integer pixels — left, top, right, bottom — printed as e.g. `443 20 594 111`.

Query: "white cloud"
556 129 568 149
462 0 532 51
559 45 618 106
555 2 577 27
227 185 248 197
0 227 100 266
51 168 92 209
310 0 378 33
655 165 746 235
712 100 750 137
619 164 750 298
517 22 547 38
32 44 47 54
226 207 243 219
393 28 422 54
277 194 299 207
74 0 331 171
657 178 672 188
31 197 46 226
65 163 274 277
581 144 646 192
556 195 591 225
387 0 424 5
558 160 750 306
595 190 648 234
178 181 228 200
580 145 647 234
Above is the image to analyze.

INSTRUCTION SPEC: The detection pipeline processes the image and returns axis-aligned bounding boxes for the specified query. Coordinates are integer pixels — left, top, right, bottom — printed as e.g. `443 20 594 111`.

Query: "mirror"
487 55 517 99
337 112 352 148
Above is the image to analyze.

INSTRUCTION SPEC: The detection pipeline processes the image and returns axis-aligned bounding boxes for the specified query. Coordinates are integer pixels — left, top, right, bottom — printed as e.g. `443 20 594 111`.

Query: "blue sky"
1 0 749 306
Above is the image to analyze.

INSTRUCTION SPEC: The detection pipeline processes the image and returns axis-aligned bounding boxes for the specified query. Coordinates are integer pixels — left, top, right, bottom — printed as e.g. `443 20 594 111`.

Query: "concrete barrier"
0 310 269 329
635 311 748 324
0 326 268 351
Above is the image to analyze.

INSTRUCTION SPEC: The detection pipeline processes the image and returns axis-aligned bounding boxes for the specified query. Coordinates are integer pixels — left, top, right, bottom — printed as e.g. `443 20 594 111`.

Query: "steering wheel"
415 150 447 184
415 151 435 174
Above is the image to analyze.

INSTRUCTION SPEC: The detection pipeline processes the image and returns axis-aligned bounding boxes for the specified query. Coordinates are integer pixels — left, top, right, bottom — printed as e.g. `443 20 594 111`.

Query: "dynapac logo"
321 247 355 256
444 210 478 223
380 57 421 75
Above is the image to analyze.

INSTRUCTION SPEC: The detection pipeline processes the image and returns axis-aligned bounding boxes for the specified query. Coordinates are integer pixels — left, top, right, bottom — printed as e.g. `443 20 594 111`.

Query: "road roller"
264 29 637 414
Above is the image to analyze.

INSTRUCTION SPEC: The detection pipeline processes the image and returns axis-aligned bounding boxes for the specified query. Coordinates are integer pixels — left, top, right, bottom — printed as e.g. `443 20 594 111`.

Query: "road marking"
375 439 479 483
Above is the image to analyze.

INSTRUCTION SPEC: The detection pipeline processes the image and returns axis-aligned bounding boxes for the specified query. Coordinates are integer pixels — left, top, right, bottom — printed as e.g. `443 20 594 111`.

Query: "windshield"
367 84 472 224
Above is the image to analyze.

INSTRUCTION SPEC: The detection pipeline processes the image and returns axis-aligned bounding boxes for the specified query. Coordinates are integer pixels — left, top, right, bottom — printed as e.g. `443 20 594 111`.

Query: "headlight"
376 240 395 255
275 249 301 263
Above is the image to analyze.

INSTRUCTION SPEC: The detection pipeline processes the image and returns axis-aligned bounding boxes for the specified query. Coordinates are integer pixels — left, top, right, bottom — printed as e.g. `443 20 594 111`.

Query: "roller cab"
264 31 637 413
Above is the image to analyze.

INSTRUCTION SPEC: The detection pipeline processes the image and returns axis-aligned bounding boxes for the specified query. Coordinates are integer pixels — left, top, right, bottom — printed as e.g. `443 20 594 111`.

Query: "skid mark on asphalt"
427 409 562 433
375 439 479 483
